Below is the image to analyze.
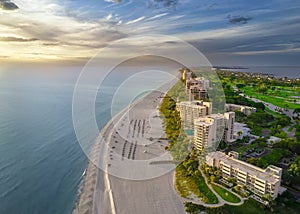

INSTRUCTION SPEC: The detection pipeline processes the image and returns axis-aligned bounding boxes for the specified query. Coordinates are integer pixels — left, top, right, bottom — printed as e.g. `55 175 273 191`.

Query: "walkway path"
177 167 244 208
283 125 296 138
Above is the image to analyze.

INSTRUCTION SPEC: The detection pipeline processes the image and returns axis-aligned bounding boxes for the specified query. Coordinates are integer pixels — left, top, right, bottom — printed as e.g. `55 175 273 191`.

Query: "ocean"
0 66 111 214
0 65 176 214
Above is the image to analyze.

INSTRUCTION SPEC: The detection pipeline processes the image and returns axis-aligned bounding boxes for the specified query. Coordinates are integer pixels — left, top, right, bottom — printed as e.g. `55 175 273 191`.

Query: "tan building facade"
206 151 282 199
225 104 257 116
178 101 212 128
194 114 225 152
223 112 235 143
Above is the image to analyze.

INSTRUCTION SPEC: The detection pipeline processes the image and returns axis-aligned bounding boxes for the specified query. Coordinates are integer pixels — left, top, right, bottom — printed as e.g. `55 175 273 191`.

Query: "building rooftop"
207 151 281 184
190 85 205 90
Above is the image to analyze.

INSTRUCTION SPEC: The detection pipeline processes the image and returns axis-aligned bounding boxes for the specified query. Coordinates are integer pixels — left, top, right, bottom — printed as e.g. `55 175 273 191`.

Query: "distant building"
186 77 210 90
185 77 210 101
206 151 282 199
267 136 281 148
182 68 192 80
186 78 199 90
195 77 210 90
194 114 225 152
226 104 256 116
188 85 208 101
178 101 212 128
234 122 250 140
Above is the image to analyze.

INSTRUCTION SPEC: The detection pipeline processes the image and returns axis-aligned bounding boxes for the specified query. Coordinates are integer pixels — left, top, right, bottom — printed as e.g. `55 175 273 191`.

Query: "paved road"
283 125 296 138
242 94 294 118
234 85 295 118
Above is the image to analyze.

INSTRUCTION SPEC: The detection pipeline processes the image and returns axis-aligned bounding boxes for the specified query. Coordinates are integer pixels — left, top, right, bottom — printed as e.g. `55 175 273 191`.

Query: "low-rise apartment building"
226 104 257 116
206 151 282 199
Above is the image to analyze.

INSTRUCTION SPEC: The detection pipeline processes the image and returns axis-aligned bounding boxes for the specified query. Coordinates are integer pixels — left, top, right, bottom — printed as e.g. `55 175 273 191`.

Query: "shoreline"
72 92 149 214
73 77 179 214
227 66 300 79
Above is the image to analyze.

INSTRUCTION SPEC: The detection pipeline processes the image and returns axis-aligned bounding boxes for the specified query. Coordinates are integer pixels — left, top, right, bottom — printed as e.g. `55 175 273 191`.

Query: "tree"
210 175 216 183
288 157 300 176
237 130 243 137
274 138 300 155
247 157 257 165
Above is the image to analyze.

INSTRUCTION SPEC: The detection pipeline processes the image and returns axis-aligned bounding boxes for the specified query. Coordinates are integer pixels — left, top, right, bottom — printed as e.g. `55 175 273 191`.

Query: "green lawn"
211 184 241 203
240 86 300 109
185 199 266 214
186 198 300 214
265 107 284 117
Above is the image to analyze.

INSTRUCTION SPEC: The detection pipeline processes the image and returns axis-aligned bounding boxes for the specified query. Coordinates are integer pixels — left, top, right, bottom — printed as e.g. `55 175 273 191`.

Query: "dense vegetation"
288 157 300 176
160 95 181 148
220 71 293 137
159 80 191 162
247 148 292 168
218 70 300 192
218 70 300 109
221 82 265 110
185 191 300 214
176 150 219 204
273 138 300 155
165 70 300 212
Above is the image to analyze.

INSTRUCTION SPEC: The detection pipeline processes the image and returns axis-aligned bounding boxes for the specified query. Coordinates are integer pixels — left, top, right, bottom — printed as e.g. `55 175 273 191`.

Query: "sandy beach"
73 78 185 214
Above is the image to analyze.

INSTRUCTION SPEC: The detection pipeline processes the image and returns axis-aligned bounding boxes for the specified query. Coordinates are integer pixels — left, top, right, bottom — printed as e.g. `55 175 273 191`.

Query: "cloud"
126 16 145 25
104 0 122 3
106 13 113 21
0 0 129 62
228 15 252 24
147 13 168 20
42 42 60 46
0 0 299 66
0 36 38 42
0 0 18 10
148 0 178 9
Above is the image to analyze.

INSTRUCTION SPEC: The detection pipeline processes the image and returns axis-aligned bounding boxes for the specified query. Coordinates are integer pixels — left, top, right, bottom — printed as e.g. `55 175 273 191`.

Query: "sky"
1 0 300 66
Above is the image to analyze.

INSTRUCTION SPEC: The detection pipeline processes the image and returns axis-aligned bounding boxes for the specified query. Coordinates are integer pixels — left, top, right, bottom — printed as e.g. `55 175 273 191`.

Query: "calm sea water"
0 66 113 214
230 66 300 79
0 65 175 214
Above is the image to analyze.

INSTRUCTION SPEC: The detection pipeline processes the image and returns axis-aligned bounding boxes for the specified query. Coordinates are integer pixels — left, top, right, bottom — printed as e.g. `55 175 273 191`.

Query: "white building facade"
194 114 225 152
226 104 257 116
206 151 282 199
178 101 212 128
224 112 235 143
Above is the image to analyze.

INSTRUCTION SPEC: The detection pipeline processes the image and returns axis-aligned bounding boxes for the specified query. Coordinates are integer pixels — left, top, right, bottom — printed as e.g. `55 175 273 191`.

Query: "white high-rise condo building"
223 112 235 143
194 114 225 152
178 101 212 129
